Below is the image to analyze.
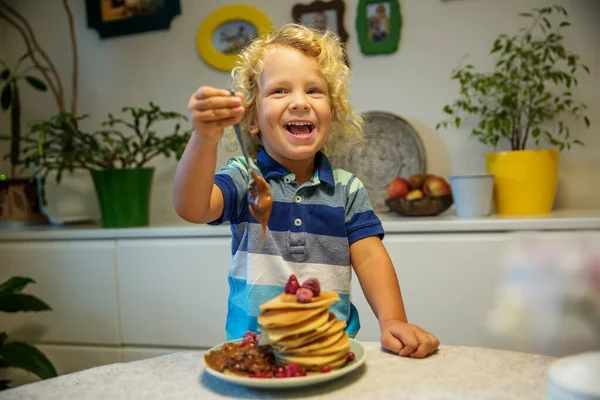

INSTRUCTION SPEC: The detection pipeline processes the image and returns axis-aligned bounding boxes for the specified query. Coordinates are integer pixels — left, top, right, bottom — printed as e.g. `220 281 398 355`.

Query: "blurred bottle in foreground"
486 231 600 357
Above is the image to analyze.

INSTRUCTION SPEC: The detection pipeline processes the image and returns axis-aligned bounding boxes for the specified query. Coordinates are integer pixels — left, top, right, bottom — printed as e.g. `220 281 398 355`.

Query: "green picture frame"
86 0 181 40
356 0 402 55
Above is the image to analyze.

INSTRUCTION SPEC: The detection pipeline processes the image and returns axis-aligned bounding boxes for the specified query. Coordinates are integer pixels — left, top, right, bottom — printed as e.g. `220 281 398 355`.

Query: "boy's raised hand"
380 319 440 358
188 86 245 144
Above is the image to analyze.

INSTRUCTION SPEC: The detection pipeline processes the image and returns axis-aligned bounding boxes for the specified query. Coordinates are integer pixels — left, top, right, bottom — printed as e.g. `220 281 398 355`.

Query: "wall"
1 0 598 225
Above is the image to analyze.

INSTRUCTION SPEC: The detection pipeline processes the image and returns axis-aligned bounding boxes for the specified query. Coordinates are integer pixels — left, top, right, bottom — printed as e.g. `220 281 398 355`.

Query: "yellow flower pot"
485 149 559 215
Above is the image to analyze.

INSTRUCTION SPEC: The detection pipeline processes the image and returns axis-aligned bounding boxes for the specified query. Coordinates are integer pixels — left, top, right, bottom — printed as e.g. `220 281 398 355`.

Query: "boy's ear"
249 122 260 135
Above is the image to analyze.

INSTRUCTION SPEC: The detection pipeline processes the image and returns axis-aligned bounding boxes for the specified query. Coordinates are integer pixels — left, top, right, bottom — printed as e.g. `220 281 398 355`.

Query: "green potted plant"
18 102 192 228
0 54 50 226
0 276 57 390
436 5 591 215
0 0 78 225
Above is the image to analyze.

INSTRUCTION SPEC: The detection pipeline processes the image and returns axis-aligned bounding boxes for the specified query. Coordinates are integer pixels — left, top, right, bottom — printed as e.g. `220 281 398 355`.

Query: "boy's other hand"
380 319 440 358
188 86 245 144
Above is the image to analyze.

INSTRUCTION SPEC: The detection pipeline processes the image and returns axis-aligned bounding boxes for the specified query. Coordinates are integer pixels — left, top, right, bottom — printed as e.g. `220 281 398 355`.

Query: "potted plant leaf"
0 54 50 226
436 5 591 215
0 276 57 390
18 102 192 228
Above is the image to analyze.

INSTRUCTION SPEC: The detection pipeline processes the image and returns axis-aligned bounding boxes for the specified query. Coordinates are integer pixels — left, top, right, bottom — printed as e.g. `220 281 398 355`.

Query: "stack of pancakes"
257 291 351 371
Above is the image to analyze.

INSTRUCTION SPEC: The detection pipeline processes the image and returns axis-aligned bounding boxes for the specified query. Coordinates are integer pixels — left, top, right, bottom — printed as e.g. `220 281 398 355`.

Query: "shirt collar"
256 147 335 187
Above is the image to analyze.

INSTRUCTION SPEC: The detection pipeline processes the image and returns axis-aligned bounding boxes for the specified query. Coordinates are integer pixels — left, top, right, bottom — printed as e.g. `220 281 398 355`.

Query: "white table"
2 343 555 399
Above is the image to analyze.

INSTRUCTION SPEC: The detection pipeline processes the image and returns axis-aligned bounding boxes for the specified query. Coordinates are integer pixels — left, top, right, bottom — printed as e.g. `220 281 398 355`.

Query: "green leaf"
1 83 12 110
559 21 571 28
0 341 57 380
0 277 36 295
584 116 590 128
25 76 47 91
0 293 51 312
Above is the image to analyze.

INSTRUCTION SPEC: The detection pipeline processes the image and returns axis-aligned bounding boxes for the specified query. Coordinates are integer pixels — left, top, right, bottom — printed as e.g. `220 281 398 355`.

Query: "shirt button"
295 195 302 203
294 218 302 226
284 176 292 183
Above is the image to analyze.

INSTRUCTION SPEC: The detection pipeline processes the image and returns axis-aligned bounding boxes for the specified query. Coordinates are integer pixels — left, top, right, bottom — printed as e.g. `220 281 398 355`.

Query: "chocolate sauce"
204 342 276 376
248 170 273 245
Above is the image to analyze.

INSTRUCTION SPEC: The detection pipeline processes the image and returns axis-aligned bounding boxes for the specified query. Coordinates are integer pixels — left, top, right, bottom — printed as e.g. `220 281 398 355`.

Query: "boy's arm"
350 236 439 358
349 236 407 325
173 87 244 223
173 134 224 223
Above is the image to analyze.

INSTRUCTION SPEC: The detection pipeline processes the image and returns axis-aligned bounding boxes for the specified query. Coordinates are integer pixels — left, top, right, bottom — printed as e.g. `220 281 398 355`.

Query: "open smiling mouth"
284 122 315 136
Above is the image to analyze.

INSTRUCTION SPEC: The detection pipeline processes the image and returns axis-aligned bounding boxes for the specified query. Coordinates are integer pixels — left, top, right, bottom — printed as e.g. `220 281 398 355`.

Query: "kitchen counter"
1 343 556 400
1 208 599 241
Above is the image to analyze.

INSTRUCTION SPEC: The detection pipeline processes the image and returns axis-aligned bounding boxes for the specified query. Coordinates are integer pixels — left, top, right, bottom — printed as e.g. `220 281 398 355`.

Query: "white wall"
1 0 598 225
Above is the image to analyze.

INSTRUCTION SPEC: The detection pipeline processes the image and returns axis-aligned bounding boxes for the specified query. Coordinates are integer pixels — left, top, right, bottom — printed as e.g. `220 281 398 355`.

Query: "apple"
405 189 423 200
422 176 451 197
408 174 427 190
386 177 410 199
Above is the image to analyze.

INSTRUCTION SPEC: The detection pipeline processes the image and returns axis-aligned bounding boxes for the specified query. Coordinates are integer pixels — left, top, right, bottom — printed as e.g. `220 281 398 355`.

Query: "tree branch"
0 8 64 112
0 0 65 112
62 0 78 116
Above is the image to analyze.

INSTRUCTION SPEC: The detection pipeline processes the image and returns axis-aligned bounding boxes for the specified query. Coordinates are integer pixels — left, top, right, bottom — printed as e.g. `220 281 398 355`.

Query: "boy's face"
252 45 332 165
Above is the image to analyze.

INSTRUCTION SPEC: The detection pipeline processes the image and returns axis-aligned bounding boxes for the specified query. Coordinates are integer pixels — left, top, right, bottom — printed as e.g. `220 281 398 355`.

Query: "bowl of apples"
385 174 453 216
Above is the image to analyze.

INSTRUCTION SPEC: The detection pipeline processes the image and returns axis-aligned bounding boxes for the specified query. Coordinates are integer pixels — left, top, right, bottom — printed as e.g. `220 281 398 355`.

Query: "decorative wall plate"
332 111 426 212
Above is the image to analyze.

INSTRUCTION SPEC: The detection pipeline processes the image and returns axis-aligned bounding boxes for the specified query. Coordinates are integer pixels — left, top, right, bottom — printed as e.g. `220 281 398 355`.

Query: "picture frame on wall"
196 5 273 72
86 0 181 39
292 0 349 61
356 0 402 55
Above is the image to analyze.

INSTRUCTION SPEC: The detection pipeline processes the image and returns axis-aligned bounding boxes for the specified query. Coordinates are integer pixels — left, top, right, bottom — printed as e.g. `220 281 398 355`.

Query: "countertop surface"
1 208 600 241
2 343 556 400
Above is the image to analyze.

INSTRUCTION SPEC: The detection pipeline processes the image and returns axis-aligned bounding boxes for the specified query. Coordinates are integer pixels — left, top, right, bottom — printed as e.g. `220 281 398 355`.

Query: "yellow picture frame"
196 5 273 72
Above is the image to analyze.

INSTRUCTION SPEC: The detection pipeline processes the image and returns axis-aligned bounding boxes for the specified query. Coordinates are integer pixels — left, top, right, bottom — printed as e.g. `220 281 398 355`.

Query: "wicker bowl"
385 195 454 217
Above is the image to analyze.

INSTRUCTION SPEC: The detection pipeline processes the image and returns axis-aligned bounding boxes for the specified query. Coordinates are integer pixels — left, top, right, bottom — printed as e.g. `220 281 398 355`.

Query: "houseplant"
436 5 591 215
0 276 57 390
17 102 192 228
0 54 49 225
0 0 79 225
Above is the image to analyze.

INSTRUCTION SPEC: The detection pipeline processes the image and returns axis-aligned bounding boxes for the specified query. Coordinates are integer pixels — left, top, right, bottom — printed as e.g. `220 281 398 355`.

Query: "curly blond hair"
228 23 364 159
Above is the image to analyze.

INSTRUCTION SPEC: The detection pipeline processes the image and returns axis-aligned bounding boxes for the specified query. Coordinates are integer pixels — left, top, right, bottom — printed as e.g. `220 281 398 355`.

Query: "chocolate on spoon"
230 91 273 246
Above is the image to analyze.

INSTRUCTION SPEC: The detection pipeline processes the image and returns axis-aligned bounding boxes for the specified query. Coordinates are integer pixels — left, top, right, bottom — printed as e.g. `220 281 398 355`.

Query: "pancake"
256 277 354 373
258 309 330 341
269 314 339 350
276 347 350 370
259 292 340 311
278 327 346 355
257 306 325 328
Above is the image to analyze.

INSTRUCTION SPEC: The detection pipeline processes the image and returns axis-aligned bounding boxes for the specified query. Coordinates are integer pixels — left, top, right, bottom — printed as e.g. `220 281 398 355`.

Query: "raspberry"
320 365 331 373
243 331 258 340
274 367 287 378
285 363 306 377
347 352 356 362
301 277 320 296
296 288 313 303
284 275 300 294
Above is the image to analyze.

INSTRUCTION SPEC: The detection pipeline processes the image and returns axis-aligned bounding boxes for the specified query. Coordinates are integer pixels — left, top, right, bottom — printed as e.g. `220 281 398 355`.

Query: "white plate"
202 338 366 389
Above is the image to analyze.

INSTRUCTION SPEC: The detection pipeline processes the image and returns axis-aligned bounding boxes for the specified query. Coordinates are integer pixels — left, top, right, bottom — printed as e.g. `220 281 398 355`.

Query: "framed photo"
356 0 402 55
196 5 273 72
292 0 349 49
86 0 181 39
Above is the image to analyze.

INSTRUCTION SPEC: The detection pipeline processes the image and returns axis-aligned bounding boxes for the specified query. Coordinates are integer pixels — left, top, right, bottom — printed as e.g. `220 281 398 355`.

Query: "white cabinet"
116 238 232 347
352 233 509 348
0 241 121 345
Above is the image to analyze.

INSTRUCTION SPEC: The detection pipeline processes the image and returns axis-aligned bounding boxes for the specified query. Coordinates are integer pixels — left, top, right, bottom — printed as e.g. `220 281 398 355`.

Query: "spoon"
230 91 273 246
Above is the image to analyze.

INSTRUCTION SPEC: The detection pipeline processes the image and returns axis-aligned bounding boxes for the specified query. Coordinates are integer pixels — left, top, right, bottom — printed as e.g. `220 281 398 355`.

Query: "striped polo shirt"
209 147 385 341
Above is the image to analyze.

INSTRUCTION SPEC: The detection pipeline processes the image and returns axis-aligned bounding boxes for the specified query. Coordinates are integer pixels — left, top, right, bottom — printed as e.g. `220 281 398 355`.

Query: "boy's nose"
289 96 309 111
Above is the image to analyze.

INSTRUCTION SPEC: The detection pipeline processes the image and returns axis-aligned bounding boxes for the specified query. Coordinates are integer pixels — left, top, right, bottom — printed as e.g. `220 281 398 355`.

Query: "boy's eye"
270 89 286 95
